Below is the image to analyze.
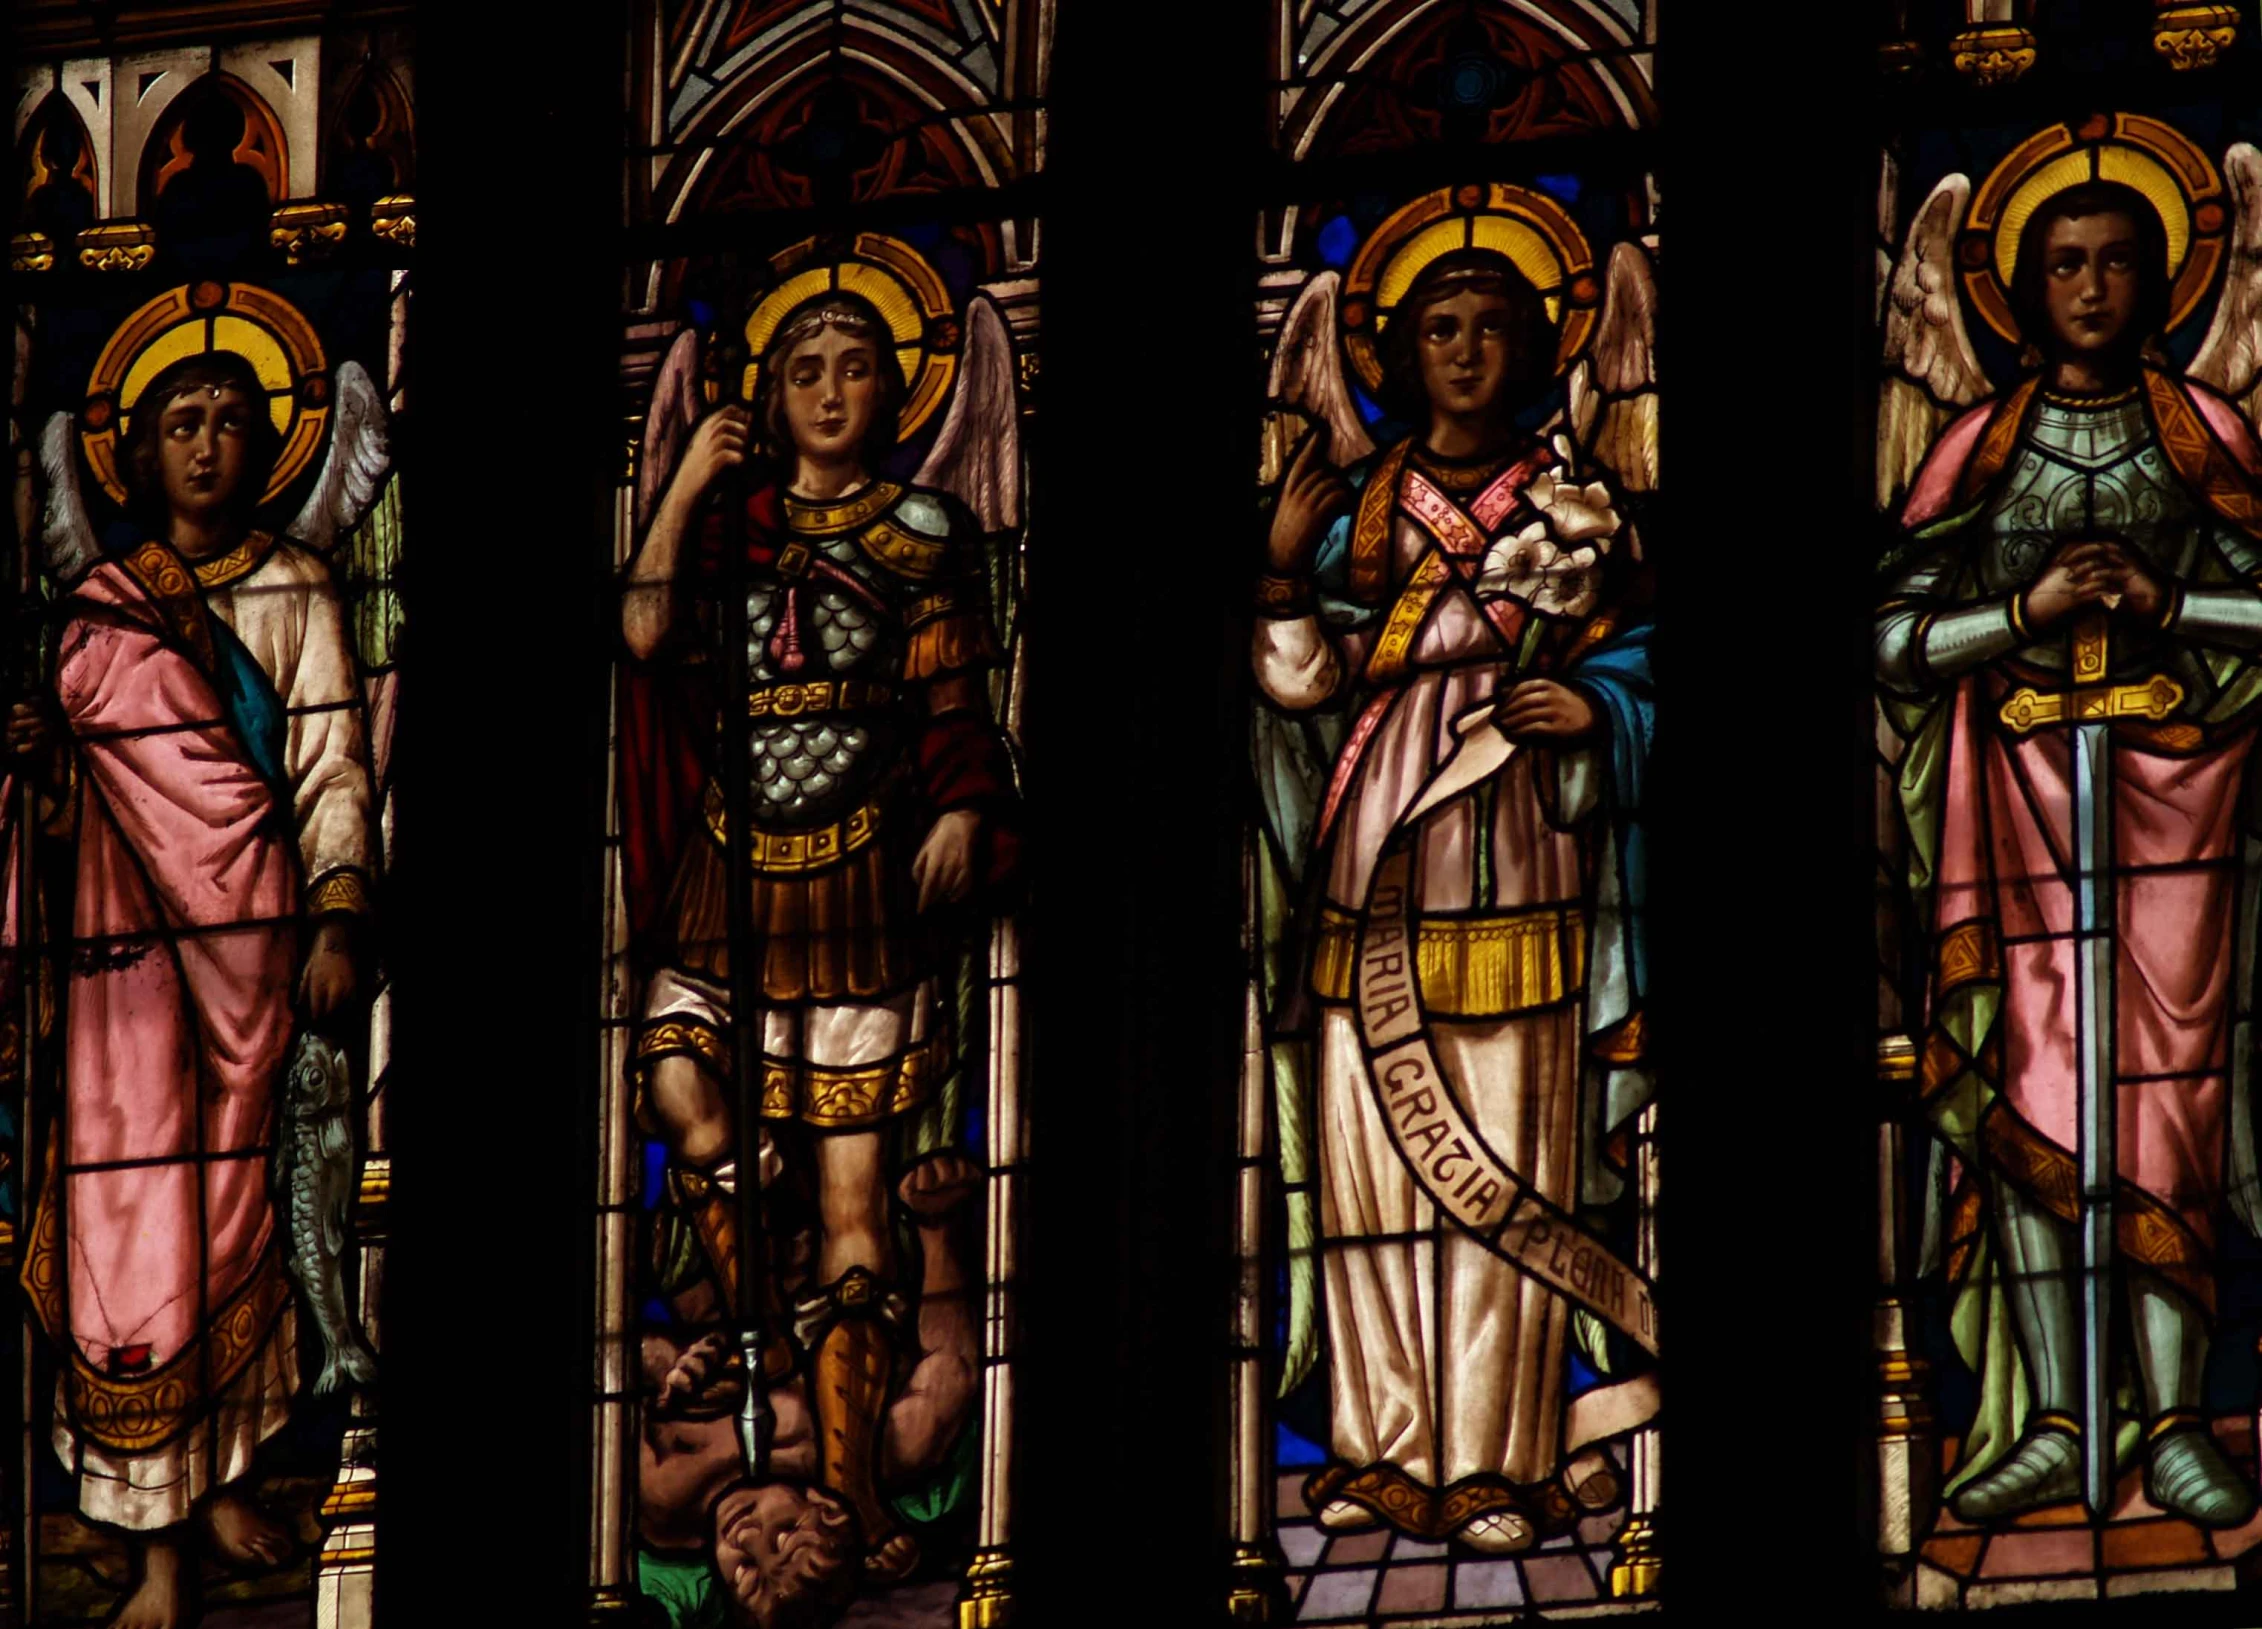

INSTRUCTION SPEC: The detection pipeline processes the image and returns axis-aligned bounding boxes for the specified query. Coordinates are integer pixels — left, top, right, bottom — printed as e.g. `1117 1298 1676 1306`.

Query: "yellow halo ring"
1959 112 2228 345
741 232 959 440
1340 183 1600 394
81 281 329 508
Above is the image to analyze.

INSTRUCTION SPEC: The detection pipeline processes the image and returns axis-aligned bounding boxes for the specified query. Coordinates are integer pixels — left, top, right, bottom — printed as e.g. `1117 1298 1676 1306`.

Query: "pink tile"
1322 1529 1390 1565
1577 1512 1624 1547
1978 1526 2096 1579
1521 1554 1599 1603
1278 1474 1311 1518
2208 1499 2262 1562
1374 1564 1448 1614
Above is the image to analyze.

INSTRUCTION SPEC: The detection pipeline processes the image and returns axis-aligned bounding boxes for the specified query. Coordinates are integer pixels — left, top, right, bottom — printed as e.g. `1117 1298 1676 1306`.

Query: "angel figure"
619 276 1022 1597
1877 142 2262 1528
6 343 389 1629
1252 224 1658 1557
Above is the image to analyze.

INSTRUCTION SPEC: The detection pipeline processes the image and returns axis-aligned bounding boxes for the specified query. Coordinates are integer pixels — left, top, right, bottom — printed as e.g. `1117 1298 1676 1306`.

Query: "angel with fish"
1252 190 1657 1557
6 336 390 1629
1877 125 2262 1529
619 259 1022 1610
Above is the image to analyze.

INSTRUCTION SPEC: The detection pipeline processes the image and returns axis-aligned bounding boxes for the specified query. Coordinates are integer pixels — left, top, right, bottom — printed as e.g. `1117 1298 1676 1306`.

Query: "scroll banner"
1355 841 1660 1356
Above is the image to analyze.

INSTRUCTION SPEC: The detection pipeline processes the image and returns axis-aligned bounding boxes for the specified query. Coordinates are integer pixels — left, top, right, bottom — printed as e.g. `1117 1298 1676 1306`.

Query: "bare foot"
108 1536 184 1629
196 1489 291 1569
898 1151 981 1220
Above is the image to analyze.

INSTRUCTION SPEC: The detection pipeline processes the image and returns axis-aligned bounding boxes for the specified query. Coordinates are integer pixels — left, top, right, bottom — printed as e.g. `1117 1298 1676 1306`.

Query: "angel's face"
780 326 882 466
155 383 256 525
1414 289 1520 423
2039 211 2143 361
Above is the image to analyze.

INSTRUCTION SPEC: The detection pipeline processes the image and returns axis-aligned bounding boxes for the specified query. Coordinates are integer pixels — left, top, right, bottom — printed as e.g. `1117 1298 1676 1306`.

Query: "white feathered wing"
2190 143 2262 434
287 362 393 552
1260 270 1376 485
1878 174 1991 514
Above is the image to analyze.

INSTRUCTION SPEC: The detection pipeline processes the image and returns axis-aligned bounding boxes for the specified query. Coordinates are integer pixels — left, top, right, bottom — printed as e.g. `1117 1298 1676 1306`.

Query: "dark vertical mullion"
1662 11 1882 1620
380 3 621 1620
1016 5 1261 1627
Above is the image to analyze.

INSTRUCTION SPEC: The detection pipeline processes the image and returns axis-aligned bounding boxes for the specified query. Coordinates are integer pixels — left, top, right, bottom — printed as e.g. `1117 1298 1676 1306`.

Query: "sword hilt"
2071 609 2110 686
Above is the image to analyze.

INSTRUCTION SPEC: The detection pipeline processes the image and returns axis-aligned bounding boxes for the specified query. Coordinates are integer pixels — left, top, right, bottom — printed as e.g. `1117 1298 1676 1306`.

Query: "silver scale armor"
738 492 953 828
1878 392 2262 694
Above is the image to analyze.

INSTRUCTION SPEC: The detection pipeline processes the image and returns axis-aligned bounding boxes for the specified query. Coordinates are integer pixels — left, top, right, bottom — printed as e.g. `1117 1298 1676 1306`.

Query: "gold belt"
703 781 885 874
748 678 895 718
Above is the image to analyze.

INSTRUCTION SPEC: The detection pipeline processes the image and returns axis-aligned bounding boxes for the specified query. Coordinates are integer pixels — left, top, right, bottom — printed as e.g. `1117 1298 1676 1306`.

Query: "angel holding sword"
1252 187 1658 1556
618 251 1023 1587
1877 121 2262 1528
5 322 389 1629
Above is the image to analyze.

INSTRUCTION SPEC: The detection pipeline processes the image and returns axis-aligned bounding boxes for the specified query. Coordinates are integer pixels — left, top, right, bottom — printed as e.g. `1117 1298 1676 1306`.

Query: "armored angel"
1877 120 2262 1526
618 245 1022 1608
7 298 391 1629
1252 188 1658 1555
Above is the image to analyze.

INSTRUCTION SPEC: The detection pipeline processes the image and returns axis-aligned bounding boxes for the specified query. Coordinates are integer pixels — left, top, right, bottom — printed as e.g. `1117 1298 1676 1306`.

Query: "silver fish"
272 1032 378 1396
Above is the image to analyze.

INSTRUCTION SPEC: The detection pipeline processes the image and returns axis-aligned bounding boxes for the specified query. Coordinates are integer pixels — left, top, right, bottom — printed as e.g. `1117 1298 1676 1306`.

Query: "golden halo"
1340 183 1599 395
741 232 959 440
1959 112 2228 345
81 281 329 507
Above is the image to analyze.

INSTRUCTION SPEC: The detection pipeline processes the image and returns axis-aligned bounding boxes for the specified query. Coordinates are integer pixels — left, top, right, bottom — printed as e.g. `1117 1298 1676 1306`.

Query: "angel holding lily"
1253 206 1658 1557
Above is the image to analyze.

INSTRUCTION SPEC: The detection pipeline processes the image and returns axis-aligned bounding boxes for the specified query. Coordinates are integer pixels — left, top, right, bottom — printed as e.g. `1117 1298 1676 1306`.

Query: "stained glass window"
1240 4 1660 1623
595 5 1044 1625
7 13 412 1626
1872 2 2262 1610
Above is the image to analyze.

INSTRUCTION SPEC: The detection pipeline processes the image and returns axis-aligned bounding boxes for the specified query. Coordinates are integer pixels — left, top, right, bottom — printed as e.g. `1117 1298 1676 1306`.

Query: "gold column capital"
1950 25 2039 86
960 1547 1013 1629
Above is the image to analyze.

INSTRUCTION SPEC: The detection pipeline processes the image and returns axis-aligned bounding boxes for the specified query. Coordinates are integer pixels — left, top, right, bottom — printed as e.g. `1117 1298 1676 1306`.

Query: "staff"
712 263 776 1481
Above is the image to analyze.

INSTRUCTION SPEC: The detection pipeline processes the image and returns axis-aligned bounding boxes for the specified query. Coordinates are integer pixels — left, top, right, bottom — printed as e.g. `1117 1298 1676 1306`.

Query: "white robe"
1256 504 1628 1497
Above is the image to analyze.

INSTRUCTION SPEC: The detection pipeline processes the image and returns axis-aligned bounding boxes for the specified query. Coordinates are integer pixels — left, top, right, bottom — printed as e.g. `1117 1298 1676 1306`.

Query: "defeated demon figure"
638 1152 982 1628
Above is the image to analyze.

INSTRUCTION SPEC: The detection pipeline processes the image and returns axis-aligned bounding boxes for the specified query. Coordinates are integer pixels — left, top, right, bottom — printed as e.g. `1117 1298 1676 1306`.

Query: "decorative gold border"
742 233 958 439
1959 113 2228 345
1340 183 1599 393
80 280 330 507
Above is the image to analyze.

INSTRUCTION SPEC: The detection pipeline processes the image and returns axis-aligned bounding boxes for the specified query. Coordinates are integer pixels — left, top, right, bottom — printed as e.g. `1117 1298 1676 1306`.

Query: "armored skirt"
639 768 947 1130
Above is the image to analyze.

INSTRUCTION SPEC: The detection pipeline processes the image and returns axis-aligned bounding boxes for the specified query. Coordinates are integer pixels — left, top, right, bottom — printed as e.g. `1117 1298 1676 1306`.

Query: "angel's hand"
2092 542 2168 621
1267 431 1353 573
2020 541 2118 634
6 701 52 760
912 809 982 911
670 407 750 506
1494 679 1599 742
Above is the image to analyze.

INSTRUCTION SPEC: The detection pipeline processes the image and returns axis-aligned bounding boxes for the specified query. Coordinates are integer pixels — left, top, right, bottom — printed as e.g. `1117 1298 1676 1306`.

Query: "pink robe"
20 553 298 1521
1909 381 2262 1283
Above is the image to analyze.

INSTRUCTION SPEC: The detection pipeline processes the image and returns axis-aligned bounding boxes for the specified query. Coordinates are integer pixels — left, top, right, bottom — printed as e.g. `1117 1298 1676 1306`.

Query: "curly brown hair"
1376 246 1558 426
118 349 282 535
754 293 908 465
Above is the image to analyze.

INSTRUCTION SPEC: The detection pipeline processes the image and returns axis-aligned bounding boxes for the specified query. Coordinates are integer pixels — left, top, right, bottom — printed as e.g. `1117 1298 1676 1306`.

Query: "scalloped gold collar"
188 531 277 590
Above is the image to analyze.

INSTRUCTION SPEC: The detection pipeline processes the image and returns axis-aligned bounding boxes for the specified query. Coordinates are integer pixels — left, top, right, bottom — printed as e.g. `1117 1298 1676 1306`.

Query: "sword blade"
2072 715 2116 1515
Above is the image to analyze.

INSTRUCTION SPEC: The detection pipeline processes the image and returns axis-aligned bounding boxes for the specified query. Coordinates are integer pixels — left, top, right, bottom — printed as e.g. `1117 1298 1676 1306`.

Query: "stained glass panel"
7 14 412 1625
1871 4 2262 1609
596 7 1040 1624
1240 5 1660 1621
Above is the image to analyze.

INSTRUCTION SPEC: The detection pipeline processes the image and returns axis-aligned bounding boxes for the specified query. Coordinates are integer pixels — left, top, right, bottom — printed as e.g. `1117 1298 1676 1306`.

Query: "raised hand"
1267 429 1354 573
669 405 750 508
1494 678 1599 743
